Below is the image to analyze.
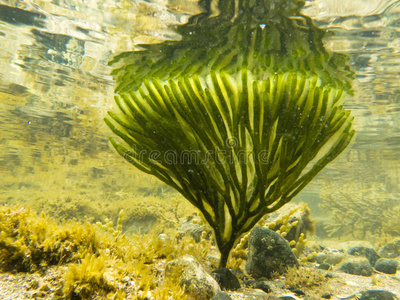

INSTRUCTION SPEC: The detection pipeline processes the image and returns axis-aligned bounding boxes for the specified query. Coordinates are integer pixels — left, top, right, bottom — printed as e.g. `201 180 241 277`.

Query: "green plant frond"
106 0 356 269
106 69 354 268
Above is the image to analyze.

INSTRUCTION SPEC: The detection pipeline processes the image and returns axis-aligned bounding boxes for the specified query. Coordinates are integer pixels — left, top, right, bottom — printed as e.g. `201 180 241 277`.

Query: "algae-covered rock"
374 258 398 274
357 290 398 300
245 226 299 279
337 257 373 277
165 255 221 299
378 239 400 259
348 246 380 267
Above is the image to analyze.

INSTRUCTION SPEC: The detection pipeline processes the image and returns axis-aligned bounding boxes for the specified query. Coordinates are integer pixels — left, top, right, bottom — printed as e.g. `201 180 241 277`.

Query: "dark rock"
347 246 380 266
316 263 331 270
254 281 271 293
242 279 257 286
337 258 373 276
291 289 306 296
357 290 398 300
279 297 297 300
378 240 400 259
230 269 246 281
321 293 331 299
211 292 232 300
374 258 398 274
211 268 241 291
245 226 299 279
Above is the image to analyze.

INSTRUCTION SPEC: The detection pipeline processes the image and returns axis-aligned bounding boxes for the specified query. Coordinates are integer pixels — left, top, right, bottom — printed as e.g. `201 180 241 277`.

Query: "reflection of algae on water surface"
106 0 355 268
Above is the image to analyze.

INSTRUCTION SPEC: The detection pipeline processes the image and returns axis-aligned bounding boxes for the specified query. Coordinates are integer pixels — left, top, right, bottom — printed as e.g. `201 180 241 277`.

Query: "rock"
357 290 398 300
165 255 221 300
268 203 315 243
219 288 274 299
313 253 327 264
211 268 241 291
337 258 373 276
321 293 331 299
325 253 346 265
378 240 400 259
211 292 233 300
291 289 306 296
374 258 398 274
245 227 299 279
253 281 271 293
230 269 246 281
178 218 204 242
347 246 380 266
312 251 344 265
316 263 330 270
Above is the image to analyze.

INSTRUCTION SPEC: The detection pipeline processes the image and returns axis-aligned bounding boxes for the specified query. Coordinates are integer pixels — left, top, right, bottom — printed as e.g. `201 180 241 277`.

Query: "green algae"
106 0 355 268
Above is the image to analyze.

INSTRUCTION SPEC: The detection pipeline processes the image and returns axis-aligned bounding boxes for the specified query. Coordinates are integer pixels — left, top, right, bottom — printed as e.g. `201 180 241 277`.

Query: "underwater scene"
1 0 400 299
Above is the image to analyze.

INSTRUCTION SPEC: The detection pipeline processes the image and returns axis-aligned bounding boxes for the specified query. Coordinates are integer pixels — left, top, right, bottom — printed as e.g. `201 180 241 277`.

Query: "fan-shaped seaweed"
105 0 355 268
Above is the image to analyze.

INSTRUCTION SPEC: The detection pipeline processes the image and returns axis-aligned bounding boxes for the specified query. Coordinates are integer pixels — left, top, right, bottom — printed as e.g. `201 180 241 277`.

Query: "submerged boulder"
245 226 299 279
165 255 220 300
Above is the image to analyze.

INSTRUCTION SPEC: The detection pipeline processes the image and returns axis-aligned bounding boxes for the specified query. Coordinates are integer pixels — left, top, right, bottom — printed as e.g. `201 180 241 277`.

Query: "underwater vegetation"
320 183 400 239
105 0 355 268
0 204 212 299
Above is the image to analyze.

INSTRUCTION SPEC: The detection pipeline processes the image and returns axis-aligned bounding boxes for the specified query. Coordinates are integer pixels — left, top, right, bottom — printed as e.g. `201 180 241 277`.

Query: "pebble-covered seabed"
0 254 399 300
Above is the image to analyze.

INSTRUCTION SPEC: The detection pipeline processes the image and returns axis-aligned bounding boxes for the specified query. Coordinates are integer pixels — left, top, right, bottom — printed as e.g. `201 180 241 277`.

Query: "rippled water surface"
1 0 399 225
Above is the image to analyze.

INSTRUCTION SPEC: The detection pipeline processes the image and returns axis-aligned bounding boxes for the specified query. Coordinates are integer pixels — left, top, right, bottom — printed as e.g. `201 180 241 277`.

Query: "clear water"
1 0 399 237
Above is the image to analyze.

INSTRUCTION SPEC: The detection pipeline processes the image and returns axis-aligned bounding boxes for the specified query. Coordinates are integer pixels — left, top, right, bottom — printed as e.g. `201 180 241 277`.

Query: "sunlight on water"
0 0 399 224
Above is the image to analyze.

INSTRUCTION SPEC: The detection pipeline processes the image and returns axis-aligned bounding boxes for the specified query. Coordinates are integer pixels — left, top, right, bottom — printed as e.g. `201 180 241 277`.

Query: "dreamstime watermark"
122 137 272 166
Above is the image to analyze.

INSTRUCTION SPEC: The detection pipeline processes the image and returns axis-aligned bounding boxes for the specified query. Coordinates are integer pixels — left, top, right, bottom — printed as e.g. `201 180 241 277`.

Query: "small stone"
321 292 331 299
211 292 232 300
313 253 327 264
157 233 170 242
378 239 400 259
254 281 271 293
31 291 46 298
357 290 398 300
178 219 204 242
337 258 373 276
324 272 334 278
374 258 398 274
345 280 360 287
292 289 306 296
211 268 241 291
325 253 345 265
38 283 50 292
165 255 220 300
316 263 330 270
